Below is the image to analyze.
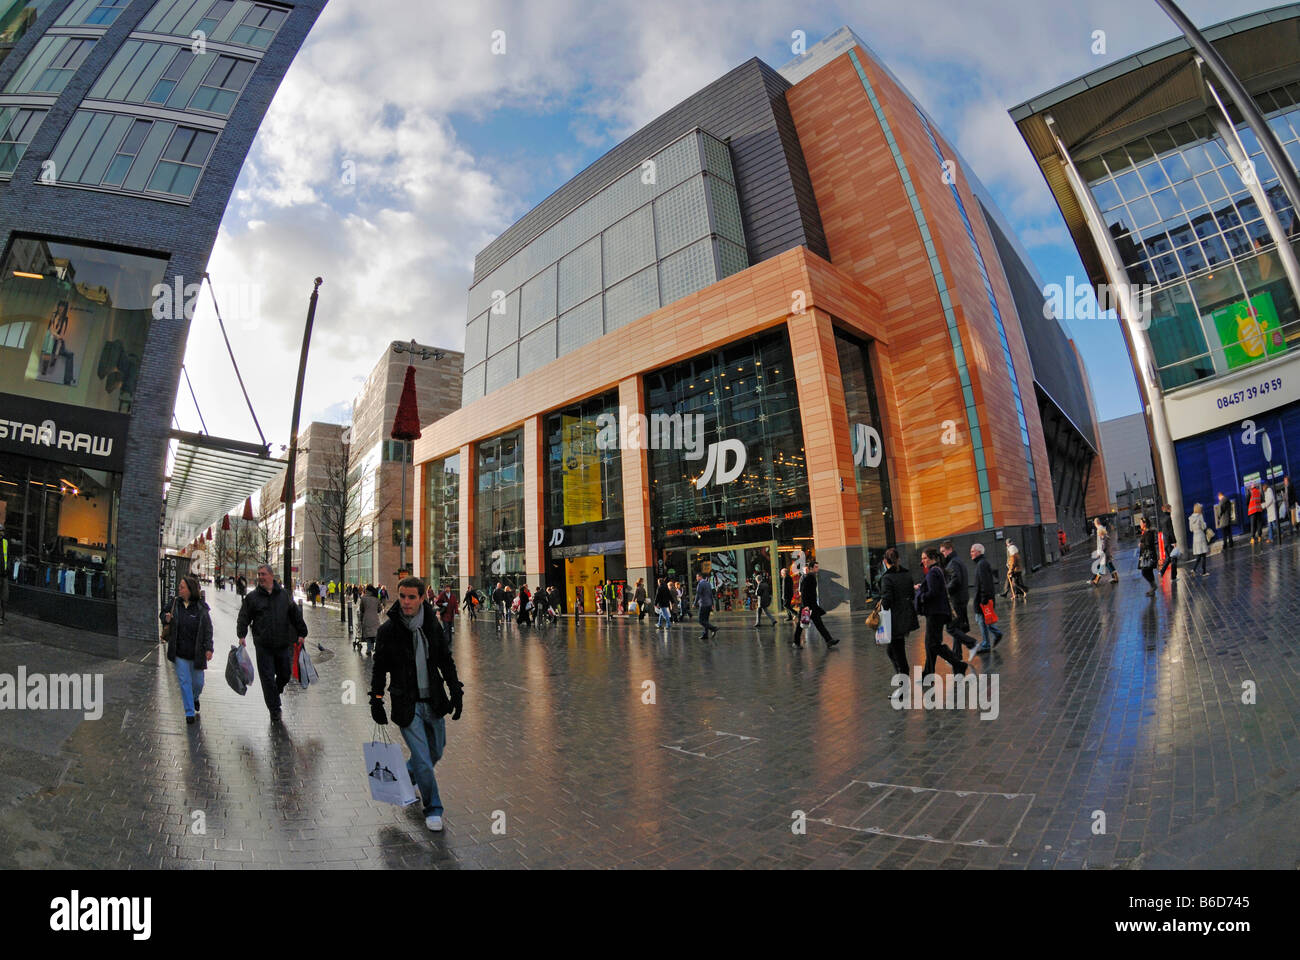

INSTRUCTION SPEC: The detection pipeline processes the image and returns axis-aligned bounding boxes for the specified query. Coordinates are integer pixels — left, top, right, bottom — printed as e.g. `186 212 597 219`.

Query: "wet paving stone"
1 542 1299 868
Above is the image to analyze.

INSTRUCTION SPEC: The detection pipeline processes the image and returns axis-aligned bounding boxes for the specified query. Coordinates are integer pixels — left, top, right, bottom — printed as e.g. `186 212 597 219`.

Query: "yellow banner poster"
561 414 602 525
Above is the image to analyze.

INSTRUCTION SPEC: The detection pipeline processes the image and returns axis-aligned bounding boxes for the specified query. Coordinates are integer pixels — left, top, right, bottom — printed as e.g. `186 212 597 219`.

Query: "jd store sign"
852 423 883 469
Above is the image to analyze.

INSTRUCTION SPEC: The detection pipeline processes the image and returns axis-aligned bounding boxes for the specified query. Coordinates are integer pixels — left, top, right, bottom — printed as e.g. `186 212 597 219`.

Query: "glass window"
476 429 524 590
83 0 130 25
835 329 893 593
0 106 45 175
0 453 121 603
195 0 234 36
1090 179 1121 211
229 3 287 49
424 454 459 591
5 35 95 94
654 175 710 257
0 2 58 69
1149 283 1212 389
543 391 623 546
601 205 654 287
145 125 215 197
188 54 253 115
0 237 167 414
603 264 658 332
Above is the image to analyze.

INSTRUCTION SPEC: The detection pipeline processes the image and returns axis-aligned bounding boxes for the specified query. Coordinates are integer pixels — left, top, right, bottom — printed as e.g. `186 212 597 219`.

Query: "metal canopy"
164 431 284 549
1010 5 1300 285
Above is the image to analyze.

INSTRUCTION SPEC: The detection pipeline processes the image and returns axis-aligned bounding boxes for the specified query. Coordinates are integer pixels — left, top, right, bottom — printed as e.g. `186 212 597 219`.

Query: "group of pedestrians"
876 541 1002 679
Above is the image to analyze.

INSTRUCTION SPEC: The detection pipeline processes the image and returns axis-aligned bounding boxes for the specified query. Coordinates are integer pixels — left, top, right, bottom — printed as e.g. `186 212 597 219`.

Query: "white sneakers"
425 814 443 832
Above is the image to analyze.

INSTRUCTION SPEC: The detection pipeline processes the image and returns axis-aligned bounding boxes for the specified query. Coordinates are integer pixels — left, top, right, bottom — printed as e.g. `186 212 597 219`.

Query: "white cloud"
183 0 1265 449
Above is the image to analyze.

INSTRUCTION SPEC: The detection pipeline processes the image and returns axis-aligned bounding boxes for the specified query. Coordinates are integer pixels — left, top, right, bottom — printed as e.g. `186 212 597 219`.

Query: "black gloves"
370 696 387 725
450 683 464 721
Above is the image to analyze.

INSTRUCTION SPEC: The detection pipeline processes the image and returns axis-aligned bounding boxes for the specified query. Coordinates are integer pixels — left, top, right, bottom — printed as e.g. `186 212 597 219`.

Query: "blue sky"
177 0 1269 448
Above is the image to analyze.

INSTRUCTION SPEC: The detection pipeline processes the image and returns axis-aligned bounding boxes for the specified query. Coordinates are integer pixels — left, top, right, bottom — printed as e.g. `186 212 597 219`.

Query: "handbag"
874 607 892 645
297 641 318 688
162 599 178 661
1206 527 1216 542
980 599 998 624
364 727 419 807
864 600 881 631
799 606 812 626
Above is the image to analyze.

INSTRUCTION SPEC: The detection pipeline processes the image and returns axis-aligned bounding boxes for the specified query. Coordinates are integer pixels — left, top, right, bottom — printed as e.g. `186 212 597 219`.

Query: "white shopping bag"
364 735 418 807
874 608 892 645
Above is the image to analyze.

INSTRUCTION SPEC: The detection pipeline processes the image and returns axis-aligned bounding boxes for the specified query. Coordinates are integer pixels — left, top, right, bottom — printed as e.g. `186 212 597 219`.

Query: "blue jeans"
656 605 671 627
1268 519 1279 541
174 657 205 717
976 605 1002 646
400 702 446 817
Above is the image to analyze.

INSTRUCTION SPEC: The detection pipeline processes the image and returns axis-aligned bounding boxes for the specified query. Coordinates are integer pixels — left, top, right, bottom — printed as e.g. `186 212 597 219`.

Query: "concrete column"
618 376 654 591
787 308 866 611
458 442 475 598
523 415 546 582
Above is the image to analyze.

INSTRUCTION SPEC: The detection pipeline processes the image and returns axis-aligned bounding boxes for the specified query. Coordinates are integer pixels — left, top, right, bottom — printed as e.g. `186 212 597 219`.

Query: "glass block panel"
651 132 702 196
654 175 709 258
602 166 650 233
520 262 557 335
717 238 749 279
658 238 716 306
558 236 601 313
518 319 557 376
486 342 518 393
701 132 735 184
708 177 746 246
603 264 658 332
462 363 486 406
557 295 603 356
487 290 519 355
463 311 488 368
602 205 654 286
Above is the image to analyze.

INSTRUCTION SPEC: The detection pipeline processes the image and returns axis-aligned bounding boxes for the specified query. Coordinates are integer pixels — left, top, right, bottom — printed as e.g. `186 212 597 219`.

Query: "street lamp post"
282 278 323 593
390 340 443 579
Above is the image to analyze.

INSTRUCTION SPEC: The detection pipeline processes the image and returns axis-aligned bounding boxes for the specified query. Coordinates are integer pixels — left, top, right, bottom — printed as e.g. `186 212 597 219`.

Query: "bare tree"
312 443 388 622
256 491 278 571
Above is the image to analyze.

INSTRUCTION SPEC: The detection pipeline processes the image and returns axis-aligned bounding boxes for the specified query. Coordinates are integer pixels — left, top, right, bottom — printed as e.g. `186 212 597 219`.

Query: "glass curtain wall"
475 429 524 589
425 453 459 592
1076 87 1300 391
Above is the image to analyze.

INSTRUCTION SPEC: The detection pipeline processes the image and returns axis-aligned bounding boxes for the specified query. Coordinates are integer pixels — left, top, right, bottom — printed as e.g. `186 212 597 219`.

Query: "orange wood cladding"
523 415 545 577
618 376 653 568
786 45 1058 540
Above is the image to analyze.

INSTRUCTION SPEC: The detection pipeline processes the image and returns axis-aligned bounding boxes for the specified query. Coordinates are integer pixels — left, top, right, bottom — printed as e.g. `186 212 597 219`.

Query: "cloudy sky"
176 0 1265 448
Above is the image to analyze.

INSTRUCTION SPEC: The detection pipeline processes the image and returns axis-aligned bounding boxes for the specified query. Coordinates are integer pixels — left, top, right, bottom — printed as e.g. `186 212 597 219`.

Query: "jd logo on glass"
852 423 882 468
695 439 747 490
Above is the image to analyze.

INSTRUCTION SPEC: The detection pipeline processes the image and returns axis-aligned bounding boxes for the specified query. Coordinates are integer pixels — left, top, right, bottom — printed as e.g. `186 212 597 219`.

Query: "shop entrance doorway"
689 540 776 613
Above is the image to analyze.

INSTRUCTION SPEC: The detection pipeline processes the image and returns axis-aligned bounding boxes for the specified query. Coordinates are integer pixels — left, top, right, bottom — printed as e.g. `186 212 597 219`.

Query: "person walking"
780 567 796 621
236 574 247 597
792 561 838 648
1003 541 1028 601
878 548 916 675
969 543 1003 655
654 577 673 628
235 564 309 723
462 585 480 622
604 580 617 619
1247 483 1265 544
695 573 718 639
634 578 648 622
492 581 507 625
434 583 459 644
161 574 213 725
1087 517 1119 586
1138 517 1159 597
1280 477 1296 540
916 548 967 677
1158 503 1180 583
358 584 381 655
752 573 776 627
1215 492 1235 549
1188 503 1211 577
938 540 978 656
370 576 464 833
1264 481 1279 544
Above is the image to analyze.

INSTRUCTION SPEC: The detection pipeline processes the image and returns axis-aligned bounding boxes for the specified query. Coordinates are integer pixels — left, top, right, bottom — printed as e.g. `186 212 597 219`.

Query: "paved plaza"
1 542 1298 870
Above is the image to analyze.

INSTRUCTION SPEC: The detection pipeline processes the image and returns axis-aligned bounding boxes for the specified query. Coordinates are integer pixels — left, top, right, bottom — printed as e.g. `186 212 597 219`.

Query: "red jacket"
434 588 458 623
1248 486 1263 516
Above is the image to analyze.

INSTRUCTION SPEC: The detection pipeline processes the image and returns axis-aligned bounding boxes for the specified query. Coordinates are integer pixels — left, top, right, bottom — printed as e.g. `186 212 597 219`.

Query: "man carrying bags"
370 576 464 833
236 564 308 723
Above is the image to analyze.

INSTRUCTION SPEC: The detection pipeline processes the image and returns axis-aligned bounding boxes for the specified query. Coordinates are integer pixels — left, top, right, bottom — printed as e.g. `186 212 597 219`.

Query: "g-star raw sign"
0 392 128 471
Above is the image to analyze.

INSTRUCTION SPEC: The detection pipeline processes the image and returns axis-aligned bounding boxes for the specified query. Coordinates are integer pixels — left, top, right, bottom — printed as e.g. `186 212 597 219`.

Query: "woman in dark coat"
160 574 213 724
1138 516 1159 596
916 547 969 677
878 548 917 676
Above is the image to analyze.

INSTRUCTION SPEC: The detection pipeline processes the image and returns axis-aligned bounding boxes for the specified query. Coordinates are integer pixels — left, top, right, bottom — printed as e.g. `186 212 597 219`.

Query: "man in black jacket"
370 576 464 833
752 574 776 627
1158 503 1179 582
236 564 308 722
917 548 967 676
969 543 1003 655
792 561 838 648
878 548 916 675
780 567 796 621
939 540 979 656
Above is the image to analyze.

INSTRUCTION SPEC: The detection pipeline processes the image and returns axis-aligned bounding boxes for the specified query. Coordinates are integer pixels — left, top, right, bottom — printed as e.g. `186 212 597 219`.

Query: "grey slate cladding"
980 200 1098 449
0 0 328 652
473 57 828 284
